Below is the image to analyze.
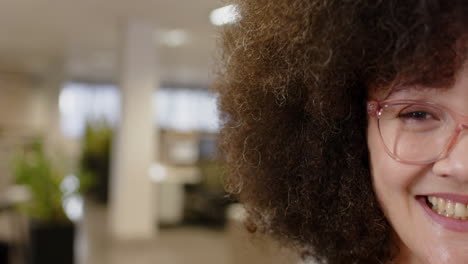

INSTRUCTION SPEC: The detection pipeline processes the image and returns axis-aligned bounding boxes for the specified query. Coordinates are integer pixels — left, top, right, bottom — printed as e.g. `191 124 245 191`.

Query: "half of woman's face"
367 61 468 264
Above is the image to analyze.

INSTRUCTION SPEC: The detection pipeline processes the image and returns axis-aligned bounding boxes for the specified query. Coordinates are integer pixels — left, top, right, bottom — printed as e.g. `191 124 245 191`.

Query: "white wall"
0 74 45 132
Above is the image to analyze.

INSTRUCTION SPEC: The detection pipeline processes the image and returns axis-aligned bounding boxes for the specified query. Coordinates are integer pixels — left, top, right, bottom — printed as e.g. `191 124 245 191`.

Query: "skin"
368 60 468 264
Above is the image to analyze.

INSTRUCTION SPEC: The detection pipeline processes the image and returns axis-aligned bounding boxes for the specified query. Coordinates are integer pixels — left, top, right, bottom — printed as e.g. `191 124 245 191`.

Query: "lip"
417 195 468 233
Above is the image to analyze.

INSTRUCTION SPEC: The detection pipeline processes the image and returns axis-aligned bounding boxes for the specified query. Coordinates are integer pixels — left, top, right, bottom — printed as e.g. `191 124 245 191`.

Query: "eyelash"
398 111 432 120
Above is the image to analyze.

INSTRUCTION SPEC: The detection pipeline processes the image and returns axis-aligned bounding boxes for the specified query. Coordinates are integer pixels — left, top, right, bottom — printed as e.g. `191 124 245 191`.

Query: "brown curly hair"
215 1 468 263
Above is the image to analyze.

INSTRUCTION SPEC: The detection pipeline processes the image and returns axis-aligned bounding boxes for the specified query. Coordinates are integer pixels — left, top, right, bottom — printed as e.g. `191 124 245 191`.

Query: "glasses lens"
378 102 455 163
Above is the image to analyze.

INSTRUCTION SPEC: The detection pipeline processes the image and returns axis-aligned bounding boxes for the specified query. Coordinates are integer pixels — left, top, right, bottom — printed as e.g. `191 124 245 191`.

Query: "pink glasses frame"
367 99 468 165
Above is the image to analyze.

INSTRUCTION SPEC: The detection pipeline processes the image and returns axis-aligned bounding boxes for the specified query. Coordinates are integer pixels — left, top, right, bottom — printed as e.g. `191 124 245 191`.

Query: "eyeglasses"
367 100 468 165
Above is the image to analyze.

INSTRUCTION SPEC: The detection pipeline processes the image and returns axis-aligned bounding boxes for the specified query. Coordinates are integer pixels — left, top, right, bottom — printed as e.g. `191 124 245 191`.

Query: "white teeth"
437 198 446 214
455 203 467 219
446 201 455 217
427 196 468 220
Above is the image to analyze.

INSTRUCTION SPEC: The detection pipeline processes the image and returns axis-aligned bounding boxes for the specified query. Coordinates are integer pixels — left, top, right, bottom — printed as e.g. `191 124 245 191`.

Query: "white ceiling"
0 0 224 86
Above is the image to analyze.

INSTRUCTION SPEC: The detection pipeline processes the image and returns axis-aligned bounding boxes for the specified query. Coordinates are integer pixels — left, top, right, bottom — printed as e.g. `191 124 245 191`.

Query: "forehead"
370 65 468 118
369 35 468 101
371 57 468 101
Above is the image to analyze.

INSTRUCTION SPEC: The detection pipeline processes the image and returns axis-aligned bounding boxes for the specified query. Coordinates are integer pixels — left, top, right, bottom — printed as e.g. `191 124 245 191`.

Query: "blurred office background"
0 1 299 264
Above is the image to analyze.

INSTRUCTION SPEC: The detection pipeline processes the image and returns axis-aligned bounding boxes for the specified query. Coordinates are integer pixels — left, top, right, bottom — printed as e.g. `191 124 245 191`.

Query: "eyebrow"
384 84 446 100
384 85 414 100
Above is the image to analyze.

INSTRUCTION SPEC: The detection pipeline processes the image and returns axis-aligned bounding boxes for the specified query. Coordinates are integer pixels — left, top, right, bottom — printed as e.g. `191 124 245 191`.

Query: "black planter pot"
28 221 75 264
0 241 9 264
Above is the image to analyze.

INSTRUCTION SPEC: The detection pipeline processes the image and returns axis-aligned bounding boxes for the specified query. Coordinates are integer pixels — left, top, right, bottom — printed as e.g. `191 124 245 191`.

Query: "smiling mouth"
426 196 468 220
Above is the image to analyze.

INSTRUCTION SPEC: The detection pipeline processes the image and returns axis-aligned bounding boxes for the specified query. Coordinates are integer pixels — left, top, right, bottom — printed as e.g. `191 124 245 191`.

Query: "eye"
398 111 435 121
395 103 443 122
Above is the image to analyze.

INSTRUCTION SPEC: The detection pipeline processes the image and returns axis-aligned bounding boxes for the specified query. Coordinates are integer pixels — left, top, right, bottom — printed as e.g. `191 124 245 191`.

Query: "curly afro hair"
216 1 468 263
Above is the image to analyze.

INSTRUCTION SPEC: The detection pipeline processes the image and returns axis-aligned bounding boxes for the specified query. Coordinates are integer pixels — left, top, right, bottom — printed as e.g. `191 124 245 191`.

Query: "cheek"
367 119 393 208
367 118 394 185
367 119 420 203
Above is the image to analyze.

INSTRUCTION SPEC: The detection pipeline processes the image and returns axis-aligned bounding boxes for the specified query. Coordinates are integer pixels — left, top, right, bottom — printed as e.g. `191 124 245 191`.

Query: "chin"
395 230 468 264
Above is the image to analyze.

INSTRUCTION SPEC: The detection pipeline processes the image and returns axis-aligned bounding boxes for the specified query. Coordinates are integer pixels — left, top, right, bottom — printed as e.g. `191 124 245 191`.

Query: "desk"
150 164 201 225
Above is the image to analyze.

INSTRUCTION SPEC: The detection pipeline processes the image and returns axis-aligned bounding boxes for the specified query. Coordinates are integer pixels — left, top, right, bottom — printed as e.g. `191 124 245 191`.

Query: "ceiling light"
210 4 240 26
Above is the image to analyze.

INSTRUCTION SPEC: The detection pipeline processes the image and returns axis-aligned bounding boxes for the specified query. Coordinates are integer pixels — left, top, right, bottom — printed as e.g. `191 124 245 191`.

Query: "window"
59 82 219 138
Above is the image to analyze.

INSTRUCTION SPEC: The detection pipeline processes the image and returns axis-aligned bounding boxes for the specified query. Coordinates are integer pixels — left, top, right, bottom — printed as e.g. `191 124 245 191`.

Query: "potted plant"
12 141 75 264
79 122 112 204
184 159 231 227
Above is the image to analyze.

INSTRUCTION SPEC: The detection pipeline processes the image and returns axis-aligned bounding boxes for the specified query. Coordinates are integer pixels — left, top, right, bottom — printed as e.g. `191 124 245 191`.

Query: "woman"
216 0 468 263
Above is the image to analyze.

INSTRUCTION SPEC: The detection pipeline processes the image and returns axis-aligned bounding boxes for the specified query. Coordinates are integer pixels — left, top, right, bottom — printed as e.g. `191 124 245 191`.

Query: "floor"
4 200 300 264
76 201 230 264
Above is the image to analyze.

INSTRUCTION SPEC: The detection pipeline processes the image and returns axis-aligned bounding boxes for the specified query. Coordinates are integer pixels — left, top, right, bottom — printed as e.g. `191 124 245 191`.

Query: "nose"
433 131 468 182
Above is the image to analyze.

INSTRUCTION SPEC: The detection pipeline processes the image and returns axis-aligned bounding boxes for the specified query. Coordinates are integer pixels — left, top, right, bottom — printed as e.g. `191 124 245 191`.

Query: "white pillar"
41 73 66 151
109 20 159 240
